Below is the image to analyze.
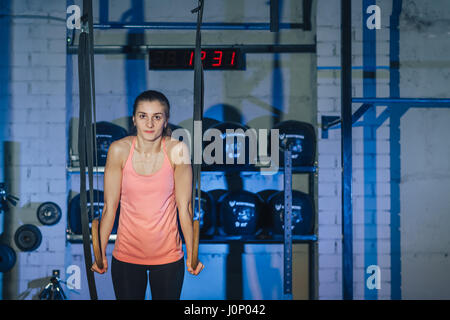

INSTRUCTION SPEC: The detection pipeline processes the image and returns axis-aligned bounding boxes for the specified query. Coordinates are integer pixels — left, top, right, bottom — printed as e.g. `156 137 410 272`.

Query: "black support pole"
270 0 279 32
303 0 313 31
341 0 353 300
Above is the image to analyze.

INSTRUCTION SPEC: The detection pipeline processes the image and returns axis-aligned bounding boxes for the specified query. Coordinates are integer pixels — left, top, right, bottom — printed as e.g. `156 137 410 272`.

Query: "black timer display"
149 48 245 70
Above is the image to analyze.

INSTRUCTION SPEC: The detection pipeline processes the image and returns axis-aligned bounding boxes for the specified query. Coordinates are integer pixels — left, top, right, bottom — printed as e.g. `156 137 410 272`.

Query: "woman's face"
133 100 168 140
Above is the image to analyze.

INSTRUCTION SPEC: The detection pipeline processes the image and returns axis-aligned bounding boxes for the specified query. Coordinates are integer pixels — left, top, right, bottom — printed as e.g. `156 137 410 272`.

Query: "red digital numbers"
189 51 207 66
230 51 236 66
212 50 223 66
149 48 242 70
188 50 237 68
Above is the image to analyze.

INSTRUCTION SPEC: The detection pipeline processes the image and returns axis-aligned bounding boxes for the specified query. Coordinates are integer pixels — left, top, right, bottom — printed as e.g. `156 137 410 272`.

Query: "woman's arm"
92 140 123 273
173 140 204 276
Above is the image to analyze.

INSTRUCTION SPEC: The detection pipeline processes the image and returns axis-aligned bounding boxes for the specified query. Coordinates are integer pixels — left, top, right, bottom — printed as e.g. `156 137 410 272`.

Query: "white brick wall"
316 0 394 299
1 0 67 299
317 0 450 300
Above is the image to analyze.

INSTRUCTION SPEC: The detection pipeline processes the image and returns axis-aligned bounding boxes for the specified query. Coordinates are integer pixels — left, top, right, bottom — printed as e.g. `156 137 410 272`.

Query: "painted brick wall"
1 0 67 299
316 0 393 300
316 0 450 300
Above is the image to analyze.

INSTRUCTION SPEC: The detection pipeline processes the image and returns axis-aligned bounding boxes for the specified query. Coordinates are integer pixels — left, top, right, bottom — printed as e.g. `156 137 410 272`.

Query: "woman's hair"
131 90 172 137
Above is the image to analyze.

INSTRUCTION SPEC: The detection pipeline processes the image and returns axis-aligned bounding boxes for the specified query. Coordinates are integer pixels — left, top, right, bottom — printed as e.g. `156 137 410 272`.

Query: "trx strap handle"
78 0 100 300
191 0 205 270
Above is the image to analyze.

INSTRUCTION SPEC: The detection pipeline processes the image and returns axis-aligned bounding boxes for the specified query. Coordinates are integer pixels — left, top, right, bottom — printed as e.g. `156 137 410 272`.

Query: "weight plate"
90 121 128 167
203 122 257 170
36 202 62 226
194 190 214 234
14 224 42 252
257 189 279 230
208 189 228 233
178 190 214 241
271 120 316 167
0 243 17 272
219 190 262 235
268 190 315 235
68 190 120 235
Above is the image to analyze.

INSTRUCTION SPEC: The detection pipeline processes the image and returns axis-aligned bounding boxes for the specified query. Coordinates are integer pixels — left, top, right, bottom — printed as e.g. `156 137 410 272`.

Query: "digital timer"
148 48 245 70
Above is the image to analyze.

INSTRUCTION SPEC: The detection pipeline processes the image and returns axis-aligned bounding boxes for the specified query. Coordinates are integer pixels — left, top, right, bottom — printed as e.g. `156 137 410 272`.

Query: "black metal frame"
67 44 316 55
66 0 317 300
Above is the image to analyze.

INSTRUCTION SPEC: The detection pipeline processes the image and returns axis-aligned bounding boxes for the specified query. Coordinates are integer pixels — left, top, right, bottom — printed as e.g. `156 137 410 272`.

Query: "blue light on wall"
363 0 378 301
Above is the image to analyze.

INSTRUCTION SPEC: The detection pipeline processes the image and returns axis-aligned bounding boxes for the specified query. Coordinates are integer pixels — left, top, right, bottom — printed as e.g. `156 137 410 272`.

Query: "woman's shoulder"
109 136 134 168
112 135 134 151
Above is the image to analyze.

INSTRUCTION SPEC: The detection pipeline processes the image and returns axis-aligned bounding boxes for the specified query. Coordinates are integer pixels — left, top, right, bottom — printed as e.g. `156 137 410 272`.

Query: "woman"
91 90 204 300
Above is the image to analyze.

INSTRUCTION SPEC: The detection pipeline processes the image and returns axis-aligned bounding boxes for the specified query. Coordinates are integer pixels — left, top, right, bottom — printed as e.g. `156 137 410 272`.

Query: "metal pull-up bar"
352 98 450 105
66 44 316 55
322 98 450 132
92 22 306 31
89 0 312 31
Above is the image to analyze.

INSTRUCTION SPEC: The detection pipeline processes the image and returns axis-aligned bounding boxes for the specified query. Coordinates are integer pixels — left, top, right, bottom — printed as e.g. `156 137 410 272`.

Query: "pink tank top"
112 136 184 265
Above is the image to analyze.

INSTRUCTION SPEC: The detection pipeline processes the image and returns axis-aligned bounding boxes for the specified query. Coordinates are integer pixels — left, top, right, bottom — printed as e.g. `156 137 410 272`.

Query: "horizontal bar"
203 166 317 173
323 103 373 130
0 14 66 23
67 166 104 173
67 44 316 55
67 233 117 243
351 103 373 122
93 22 305 30
68 165 317 174
353 98 450 105
66 233 318 243
317 66 390 70
323 97 450 132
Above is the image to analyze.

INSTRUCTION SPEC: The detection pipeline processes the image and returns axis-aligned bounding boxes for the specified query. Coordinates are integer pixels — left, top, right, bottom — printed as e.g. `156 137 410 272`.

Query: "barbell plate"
37 202 62 226
0 244 17 272
14 224 42 252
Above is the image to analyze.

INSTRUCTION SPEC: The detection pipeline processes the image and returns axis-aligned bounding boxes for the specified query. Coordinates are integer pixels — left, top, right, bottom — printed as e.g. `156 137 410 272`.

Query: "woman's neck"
135 135 163 156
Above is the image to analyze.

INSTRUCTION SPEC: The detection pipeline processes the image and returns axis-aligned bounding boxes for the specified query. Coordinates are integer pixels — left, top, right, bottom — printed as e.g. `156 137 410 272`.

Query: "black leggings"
111 256 185 300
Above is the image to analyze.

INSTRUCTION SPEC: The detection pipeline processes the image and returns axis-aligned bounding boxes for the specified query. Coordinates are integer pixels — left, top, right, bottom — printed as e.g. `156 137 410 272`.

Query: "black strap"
85 0 100 204
83 0 100 239
77 0 98 300
191 0 204 240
